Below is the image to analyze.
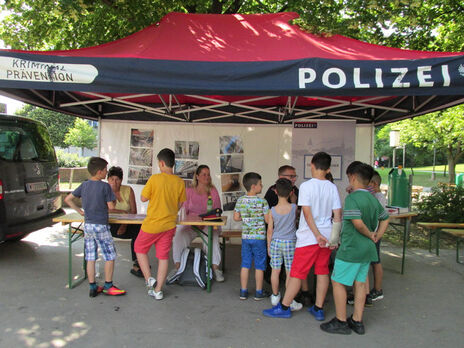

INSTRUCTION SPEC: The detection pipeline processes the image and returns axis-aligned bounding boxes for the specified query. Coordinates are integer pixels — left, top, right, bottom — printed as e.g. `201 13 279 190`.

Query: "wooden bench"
219 230 242 272
441 229 464 264
417 222 464 256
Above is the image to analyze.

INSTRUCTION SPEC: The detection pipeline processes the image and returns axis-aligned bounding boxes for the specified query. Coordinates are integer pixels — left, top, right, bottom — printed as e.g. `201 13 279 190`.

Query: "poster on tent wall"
219 136 245 211
174 140 199 182
292 120 356 200
128 129 154 185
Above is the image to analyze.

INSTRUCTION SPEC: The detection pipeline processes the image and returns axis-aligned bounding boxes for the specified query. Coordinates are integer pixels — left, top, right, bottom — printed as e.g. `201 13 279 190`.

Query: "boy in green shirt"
320 163 389 335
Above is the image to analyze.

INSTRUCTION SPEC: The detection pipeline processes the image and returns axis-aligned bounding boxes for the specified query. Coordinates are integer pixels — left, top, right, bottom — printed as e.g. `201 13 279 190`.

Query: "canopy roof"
1 12 464 124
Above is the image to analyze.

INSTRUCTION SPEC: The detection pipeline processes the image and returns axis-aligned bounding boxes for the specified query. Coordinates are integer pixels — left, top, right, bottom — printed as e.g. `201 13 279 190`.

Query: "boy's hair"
107 166 123 180
352 163 374 186
325 172 334 183
243 172 261 191
346 161 363 175
275 178 293 197
278 165 295 176
371 171 382 186
87 157 108 176
157 148 175 168
311 152 331 170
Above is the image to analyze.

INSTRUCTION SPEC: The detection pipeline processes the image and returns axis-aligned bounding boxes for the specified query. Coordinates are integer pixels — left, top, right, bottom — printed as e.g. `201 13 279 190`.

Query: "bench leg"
429 230 432 253
436 229 440 256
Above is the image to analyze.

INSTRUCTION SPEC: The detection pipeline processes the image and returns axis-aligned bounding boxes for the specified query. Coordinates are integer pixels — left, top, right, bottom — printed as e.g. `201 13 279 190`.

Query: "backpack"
167 247 212 289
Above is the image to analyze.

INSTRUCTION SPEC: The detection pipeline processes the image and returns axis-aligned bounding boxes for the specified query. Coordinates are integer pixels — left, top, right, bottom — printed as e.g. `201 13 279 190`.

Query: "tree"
1 1 463 52
64 118 97 156
397 105 464 183
15 104 75 147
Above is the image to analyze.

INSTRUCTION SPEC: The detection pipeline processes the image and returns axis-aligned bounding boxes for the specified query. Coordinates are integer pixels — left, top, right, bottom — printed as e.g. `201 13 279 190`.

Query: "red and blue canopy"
1 12 463 124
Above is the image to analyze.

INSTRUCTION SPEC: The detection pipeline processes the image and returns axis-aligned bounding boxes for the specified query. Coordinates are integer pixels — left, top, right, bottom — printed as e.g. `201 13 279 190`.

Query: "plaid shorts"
270 238 296 270
84 223 116 261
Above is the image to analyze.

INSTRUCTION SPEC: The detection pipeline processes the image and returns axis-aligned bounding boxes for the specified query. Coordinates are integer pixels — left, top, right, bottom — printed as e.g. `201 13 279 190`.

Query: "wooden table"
388 212 418 274
178 215 227 292
53 212 146 289
53 212 226 292
417 222 464 256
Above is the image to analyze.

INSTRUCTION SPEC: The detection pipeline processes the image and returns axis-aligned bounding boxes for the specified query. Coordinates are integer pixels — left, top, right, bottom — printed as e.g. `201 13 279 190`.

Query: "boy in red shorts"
263 152 342 319
135 148 186 300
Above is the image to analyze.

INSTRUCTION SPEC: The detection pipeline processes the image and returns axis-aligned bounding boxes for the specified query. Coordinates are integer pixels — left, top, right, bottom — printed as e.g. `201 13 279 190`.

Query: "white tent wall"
100 120 373 229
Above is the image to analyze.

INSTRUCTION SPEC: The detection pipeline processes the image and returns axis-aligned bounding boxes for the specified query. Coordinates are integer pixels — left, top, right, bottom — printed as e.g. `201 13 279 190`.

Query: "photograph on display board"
222 191 245 211
129 148 153 167
130 129 154 148
128 166 152 185
175 160 198 179
221 173 241 192
220 154 243 173
219 136 243 154
175 141 199 159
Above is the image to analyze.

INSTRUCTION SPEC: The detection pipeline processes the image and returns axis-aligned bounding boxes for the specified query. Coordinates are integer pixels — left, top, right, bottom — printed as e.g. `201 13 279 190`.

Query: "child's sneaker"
320 317 352 335
214 269 225 282
290 300 303 312
239 289 248 300
146 277 157 296
102 285 126 296
365 294 373 307
347 315 365 335
262 303 292 318
308 305 325 321
254 289 270 301
89 286 103 298
370 289 384 301
270 292 281 306
149 290 164 300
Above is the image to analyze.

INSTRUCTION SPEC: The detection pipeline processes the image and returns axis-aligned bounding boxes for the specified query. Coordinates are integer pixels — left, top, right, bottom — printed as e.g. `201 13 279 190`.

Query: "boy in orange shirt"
135 148 186 300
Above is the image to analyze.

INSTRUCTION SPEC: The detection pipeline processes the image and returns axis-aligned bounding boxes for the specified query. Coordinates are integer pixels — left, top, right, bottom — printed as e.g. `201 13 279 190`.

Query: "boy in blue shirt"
320 163 389 335
234 172 270 300
65 157 126 297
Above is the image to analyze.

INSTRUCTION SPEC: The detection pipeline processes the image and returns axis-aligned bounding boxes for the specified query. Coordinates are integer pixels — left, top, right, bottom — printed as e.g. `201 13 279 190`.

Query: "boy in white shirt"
263 152 342 319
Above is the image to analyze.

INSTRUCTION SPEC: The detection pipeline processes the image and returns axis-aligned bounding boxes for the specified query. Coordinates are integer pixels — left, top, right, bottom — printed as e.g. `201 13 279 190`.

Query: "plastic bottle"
207 195 213 211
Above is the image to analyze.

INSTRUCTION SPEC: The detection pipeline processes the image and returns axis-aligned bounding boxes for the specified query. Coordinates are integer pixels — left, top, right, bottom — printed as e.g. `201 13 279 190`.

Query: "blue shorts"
331 259 369 286
241 239 267 270
84 223 116 261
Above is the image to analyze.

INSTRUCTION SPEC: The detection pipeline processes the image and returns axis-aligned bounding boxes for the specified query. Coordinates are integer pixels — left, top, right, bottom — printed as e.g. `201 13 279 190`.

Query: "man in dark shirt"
264 165 299 208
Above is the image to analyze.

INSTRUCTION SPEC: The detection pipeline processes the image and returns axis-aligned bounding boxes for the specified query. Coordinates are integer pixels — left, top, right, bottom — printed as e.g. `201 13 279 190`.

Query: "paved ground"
1 222 463 348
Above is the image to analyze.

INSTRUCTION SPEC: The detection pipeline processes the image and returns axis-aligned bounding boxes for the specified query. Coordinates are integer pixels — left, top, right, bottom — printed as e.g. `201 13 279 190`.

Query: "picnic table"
416 222 464 256
53 212 227 292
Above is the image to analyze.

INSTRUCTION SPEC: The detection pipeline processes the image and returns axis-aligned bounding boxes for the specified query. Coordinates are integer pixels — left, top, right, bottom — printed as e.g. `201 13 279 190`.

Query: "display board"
100 120 371 228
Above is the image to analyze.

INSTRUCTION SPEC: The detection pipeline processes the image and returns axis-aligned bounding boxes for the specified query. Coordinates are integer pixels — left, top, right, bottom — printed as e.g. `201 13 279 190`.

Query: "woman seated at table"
172 165 224 282
107 166 142 277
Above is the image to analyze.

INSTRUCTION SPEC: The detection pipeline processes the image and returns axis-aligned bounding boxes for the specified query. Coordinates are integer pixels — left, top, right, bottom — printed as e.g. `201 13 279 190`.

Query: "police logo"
33 163 41 176
459 64 464 77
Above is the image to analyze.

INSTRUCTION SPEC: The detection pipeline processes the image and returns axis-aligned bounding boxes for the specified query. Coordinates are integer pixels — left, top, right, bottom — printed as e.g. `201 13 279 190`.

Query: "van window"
0 122 55 162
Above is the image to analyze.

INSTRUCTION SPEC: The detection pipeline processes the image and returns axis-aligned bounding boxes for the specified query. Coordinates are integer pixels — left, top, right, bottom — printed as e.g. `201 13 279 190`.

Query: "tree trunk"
447 146 456 183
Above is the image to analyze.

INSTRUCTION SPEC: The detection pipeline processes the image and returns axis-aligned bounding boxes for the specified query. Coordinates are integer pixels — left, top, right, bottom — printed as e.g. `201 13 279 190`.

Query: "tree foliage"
1 0 463 51
15 104 75 147
64 117 97 155
397 105 464 182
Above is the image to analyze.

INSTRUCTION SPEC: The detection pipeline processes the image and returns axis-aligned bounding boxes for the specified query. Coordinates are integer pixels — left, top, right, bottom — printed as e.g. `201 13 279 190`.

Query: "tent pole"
97 116 102 156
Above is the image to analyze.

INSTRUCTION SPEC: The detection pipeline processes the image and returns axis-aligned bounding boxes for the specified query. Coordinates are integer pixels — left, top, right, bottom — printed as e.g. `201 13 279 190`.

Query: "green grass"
376 168 452 188
413 164 464 173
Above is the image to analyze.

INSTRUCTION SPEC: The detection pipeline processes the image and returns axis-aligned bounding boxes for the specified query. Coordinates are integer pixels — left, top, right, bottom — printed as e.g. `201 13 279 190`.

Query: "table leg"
436 229 440 256
68 223 86 289
401 217 410 275
207 226 212 293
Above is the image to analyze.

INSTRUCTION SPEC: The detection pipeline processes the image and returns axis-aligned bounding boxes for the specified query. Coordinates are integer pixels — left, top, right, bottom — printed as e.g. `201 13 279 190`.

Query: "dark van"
0 114 63 242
